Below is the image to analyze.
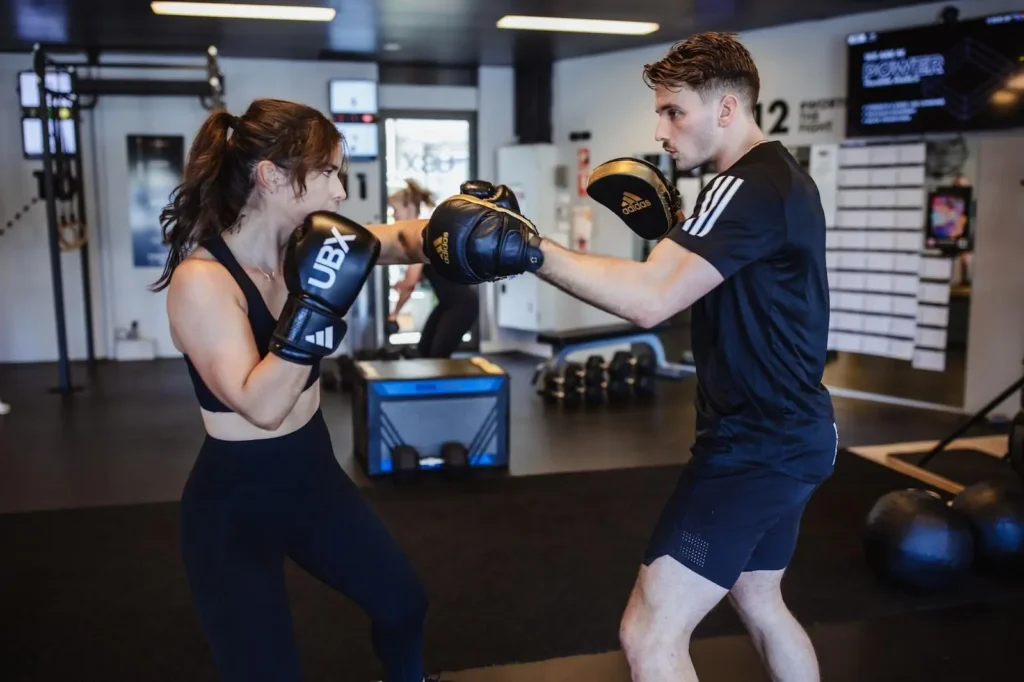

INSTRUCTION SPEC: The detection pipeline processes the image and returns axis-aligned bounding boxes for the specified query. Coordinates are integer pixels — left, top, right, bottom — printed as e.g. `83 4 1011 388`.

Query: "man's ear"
718 93 742 128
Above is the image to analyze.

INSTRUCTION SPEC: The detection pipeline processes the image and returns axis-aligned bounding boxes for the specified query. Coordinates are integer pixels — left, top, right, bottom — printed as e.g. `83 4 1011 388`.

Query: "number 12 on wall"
754 99 790 135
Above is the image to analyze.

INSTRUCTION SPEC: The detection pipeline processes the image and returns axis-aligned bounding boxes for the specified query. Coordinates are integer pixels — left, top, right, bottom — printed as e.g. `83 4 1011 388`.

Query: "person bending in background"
154 98 442 682
387 179 479 358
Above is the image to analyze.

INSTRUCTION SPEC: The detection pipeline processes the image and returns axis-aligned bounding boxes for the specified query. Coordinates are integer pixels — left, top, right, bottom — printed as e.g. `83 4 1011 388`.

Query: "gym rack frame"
29 43 225 394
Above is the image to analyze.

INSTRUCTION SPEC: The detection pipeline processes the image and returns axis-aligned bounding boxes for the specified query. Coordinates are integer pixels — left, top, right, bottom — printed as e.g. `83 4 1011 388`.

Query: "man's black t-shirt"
668 141 836 483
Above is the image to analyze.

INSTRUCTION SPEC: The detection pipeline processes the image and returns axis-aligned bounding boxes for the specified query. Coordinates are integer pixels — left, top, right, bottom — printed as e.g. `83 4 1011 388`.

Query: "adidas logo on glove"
305 326 335 349
433 233 450 265
621 191 653 215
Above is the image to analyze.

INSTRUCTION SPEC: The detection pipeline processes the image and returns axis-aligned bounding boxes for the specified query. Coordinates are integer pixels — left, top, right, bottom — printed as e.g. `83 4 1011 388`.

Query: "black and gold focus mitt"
586 158 682 240
422 184 542 285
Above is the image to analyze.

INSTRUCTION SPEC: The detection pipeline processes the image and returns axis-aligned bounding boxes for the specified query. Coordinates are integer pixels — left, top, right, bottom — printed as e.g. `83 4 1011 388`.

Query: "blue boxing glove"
422 188 543 285
270 211 381 364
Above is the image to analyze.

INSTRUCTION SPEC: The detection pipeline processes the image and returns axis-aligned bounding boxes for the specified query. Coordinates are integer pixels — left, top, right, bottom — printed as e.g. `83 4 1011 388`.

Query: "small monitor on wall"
925 185 972 253
19 70 74 109
845 12 1024 137
22 117 77 158
329 79 377 114
18 69 78 159
329 79 378 161
335 122 379 161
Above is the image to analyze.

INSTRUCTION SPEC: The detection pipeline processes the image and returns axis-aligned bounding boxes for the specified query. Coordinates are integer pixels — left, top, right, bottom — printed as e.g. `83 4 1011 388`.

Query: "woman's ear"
254 160 284 194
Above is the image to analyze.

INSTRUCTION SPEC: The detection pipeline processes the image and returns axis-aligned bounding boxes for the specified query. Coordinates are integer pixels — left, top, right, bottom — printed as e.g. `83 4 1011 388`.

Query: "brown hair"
388 178 436 212
151 98 344 291
643 32 760 112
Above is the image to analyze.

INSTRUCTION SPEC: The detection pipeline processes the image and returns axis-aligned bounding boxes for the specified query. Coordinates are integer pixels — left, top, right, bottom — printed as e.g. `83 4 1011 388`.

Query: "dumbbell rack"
538 350 658 408
533 329 692 383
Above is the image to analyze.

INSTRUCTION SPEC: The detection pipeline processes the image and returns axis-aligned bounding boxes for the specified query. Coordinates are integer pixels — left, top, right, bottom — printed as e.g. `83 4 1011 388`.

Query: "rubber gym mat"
890 448 1022 490
3 452 1024 682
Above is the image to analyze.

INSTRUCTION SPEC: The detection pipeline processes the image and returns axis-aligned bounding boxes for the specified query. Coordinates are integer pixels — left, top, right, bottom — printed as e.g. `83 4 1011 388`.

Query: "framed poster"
127 134 184 268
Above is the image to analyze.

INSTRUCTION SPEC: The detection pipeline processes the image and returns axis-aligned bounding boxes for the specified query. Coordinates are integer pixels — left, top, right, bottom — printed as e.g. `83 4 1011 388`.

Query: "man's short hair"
643 32 760 112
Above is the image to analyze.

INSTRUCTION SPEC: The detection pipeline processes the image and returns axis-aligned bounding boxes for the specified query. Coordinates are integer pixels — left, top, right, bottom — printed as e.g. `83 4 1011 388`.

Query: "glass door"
380 111 478 352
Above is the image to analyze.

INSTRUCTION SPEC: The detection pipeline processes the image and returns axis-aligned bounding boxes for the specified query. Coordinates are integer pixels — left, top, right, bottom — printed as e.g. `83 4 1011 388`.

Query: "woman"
155 99 436 682
387 179 479 358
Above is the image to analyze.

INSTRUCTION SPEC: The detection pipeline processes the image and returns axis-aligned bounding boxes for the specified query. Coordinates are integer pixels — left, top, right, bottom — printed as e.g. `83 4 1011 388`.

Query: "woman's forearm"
368 219 429 265
236 356 312 430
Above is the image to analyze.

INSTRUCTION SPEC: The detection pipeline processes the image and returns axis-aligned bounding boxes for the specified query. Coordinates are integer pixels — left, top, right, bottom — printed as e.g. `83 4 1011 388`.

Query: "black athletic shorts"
642 463 820 589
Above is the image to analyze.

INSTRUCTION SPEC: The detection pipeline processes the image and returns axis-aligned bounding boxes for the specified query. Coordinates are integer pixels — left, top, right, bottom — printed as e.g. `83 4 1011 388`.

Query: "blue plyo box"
352 357 510 476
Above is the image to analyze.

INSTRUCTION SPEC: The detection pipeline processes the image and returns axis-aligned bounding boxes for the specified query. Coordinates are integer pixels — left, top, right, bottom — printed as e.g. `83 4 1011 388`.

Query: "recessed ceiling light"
151 2 336 22
384 42 402 52
496 15 659 35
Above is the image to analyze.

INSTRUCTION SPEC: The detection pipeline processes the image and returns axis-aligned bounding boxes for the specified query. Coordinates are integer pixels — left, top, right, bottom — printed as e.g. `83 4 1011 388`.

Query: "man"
420 32 837 682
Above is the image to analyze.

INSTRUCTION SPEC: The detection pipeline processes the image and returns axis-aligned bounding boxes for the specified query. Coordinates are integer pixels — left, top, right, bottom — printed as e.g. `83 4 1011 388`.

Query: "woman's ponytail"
151 110 235 291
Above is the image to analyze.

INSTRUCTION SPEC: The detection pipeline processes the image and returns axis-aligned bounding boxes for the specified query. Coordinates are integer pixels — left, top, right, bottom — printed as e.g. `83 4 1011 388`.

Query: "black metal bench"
534 322 692 381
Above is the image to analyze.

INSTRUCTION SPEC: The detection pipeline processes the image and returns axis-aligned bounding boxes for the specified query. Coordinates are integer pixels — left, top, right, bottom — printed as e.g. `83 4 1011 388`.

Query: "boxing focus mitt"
423 195 543 285
586 157 682 240
459 180 522 213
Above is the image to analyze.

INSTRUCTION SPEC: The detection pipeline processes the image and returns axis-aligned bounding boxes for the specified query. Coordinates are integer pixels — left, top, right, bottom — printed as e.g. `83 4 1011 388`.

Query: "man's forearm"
367 219 428 265
535 239 664 327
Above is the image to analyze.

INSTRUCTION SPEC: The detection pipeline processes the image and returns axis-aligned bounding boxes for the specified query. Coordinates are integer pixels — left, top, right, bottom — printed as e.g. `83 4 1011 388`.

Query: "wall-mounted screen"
19 70 74 109
22 117 77 158
329 79 378 114
18 69 77 159
925 185 973 253
846 12 1024 137
336 122 379 161
329 79 378 161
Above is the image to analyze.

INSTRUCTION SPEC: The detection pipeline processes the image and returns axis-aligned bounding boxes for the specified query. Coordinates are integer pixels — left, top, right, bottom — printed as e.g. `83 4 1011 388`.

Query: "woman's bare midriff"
200 381 322 441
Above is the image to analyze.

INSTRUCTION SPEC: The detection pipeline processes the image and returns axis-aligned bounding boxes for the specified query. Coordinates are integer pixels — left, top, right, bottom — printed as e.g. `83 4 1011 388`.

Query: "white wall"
0 50 513 362
965 136 1024 417
551 0 1024 330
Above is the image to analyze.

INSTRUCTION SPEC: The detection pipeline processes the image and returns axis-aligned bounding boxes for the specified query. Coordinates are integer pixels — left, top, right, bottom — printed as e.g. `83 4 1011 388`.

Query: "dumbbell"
607 351 637 404
320 359 341 391
585 355 606 407
391 444 421 484
562 362 586 409
634 353 656 399
384 319 400 336
539 367 564 405
441 441 471 479
355 348 378 362
332 354 360 392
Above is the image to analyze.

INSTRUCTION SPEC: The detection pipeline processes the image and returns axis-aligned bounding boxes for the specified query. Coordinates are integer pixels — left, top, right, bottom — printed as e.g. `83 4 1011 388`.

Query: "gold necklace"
745 138 768 155
253 265 277 282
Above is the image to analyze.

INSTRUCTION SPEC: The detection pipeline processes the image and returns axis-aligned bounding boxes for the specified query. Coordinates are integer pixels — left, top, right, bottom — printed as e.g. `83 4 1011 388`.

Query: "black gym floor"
0 354 1019 681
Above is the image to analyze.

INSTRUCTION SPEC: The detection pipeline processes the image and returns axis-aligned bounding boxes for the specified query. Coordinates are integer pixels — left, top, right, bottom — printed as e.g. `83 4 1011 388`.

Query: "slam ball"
864 489 974 591
950 481 1024 571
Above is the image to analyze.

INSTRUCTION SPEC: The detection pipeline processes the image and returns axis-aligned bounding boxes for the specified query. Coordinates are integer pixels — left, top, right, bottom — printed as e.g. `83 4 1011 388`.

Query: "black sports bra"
183 235 320 413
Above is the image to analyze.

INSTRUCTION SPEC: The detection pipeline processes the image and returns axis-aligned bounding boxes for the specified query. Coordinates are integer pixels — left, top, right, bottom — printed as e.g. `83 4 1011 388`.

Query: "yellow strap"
444 194 541 234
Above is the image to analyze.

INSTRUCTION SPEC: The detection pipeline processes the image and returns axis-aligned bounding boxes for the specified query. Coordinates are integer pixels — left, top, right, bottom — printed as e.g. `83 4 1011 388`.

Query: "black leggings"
180 411 426 682
418 270 478 359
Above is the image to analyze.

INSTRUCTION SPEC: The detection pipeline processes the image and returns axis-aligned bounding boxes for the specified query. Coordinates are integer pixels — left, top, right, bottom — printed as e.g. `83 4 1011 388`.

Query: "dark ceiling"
2 0 945 67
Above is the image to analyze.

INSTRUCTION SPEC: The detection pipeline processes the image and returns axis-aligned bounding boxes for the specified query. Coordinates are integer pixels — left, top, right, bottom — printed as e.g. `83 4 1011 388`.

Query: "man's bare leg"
619 556 728 682
728 569 819 682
